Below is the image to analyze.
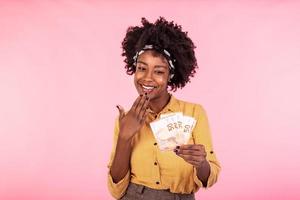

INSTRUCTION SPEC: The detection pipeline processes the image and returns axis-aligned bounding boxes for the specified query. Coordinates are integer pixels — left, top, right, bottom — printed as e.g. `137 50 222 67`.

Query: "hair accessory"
133 45 175 80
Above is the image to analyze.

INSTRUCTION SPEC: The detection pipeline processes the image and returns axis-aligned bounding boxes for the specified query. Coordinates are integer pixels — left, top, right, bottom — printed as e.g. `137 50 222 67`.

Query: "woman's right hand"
116 93 150 142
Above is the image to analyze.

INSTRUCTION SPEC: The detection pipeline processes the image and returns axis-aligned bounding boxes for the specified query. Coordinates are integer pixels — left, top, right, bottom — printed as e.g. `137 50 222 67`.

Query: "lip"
139 84 157 94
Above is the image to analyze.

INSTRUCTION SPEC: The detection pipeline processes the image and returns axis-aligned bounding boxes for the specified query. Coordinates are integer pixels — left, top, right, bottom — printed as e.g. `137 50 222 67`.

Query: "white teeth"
142 85 155 90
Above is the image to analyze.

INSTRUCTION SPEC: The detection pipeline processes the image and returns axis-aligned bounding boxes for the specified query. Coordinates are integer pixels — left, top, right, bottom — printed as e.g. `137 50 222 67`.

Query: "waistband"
126 182 195 200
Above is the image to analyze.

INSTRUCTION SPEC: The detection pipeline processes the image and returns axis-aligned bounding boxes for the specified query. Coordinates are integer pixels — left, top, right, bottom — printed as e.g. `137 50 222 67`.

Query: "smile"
141 84 157 93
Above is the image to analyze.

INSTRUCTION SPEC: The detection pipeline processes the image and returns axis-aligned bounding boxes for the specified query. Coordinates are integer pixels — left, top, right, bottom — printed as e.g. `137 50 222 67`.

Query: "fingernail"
176 146 180 149
140 94 142 97
173 149 178 154
116 105 119 109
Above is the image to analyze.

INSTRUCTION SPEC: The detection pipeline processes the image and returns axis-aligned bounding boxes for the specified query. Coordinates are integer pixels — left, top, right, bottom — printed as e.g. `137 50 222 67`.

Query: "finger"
178 153 207 164
183 158 207 168
135 93 147 114
140 96 150 122
131 94 143 111
138 96 150 121
116 105 125 120
176 153 200 163
140 108 149 124
179 144 205 151
177 149 206 157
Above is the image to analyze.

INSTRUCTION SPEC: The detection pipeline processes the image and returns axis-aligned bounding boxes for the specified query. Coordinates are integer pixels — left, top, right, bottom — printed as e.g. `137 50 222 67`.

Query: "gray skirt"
120 182 195 200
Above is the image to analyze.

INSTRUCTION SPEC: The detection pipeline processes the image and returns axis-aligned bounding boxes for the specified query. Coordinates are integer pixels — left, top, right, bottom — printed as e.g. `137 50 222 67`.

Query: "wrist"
118 130 134 144
196 159 209 169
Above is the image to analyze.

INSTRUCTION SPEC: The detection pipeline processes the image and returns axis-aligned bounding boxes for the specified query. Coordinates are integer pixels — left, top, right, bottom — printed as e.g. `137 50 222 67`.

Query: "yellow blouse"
107 95 221 199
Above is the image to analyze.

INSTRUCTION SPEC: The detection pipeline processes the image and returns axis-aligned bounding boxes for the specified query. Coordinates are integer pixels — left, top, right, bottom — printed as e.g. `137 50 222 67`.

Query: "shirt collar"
146 94 181 122
159 94 181 114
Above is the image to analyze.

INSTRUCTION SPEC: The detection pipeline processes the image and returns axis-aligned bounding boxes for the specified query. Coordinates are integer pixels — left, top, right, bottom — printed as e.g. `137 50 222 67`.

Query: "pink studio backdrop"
1 1 300 200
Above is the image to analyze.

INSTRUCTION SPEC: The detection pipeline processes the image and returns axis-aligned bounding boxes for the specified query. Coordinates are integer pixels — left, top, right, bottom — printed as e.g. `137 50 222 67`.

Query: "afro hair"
121 17 198 91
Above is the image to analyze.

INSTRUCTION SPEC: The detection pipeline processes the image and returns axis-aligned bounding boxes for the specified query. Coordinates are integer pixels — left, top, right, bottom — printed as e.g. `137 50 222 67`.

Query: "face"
134 50 170 100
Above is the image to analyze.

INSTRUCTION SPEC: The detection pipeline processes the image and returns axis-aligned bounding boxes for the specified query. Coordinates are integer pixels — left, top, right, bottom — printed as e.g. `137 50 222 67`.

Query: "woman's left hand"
174 144 207 168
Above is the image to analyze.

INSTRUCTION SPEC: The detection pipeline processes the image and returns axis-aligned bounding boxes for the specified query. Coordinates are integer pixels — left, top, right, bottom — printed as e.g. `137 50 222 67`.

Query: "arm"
175 144 212 187
107 94 149 199
110 135 133 183
193 105 221 188
175 105 221 189
107 119 132 199
196 157 211 187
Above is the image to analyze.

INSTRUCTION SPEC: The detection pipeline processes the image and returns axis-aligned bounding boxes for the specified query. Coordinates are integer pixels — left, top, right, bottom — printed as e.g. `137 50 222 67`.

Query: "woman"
107 17 221 200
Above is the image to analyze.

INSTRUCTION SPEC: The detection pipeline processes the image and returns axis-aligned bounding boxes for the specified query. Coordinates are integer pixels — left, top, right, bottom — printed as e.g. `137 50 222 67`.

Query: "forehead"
137 50 168 65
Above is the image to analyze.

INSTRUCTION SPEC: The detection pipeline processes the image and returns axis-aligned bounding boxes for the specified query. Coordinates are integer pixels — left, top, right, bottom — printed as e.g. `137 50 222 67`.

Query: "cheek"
133 73 138 83
155 76 168 86
134 73 143 88
134 72 143 80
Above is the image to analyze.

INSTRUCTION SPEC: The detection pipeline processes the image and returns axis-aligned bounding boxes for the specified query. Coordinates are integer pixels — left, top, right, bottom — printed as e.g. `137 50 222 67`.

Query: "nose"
143 69 153 81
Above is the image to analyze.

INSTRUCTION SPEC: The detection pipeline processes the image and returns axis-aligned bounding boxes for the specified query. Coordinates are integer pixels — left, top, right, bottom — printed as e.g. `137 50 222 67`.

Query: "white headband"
133 44 175 80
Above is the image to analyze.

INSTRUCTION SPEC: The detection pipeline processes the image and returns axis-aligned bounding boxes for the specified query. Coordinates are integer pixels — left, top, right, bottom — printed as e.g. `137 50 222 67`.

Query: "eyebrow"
137 61 168 69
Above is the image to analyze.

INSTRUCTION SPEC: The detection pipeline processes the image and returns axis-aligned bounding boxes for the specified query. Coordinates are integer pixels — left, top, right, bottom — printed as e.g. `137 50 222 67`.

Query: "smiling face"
134 50 170 101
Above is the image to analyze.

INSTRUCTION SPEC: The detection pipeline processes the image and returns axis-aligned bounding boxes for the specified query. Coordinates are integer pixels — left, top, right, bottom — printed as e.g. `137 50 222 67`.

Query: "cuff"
193 161 220 189
107 170 130 199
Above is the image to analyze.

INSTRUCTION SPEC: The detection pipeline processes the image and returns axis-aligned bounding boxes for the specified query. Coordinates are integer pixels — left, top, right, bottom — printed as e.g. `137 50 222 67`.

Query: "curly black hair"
121 17 198 91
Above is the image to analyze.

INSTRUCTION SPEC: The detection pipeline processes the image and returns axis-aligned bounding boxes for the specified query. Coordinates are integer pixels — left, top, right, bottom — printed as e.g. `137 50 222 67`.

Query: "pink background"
1 0 300 199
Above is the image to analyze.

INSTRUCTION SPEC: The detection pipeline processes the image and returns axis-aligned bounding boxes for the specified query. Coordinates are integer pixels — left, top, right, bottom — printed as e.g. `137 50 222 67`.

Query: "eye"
137 66 146 71
155 70 165 75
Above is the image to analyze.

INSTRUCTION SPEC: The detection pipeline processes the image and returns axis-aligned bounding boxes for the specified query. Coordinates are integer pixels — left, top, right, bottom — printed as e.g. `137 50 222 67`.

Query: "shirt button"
154 162 157 165
154 143 157 146
156 181 160 184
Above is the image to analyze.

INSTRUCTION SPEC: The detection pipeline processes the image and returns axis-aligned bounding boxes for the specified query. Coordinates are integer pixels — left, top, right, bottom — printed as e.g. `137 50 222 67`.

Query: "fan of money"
150 112 197 151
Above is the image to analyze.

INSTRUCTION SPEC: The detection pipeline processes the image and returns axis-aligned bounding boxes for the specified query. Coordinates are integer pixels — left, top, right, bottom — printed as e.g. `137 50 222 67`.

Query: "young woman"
107 17 221 200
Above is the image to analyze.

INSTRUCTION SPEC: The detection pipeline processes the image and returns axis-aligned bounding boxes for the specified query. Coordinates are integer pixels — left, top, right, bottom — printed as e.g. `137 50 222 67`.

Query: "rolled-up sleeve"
107 118 130 199
107 170 130 199
192 105 221 190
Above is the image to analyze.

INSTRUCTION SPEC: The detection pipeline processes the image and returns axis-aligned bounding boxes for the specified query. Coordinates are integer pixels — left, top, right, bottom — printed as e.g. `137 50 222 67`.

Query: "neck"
149 92 171 114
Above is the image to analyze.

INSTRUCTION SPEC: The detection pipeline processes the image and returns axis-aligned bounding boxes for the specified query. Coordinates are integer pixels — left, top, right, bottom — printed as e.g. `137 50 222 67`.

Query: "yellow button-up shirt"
107 95 221 199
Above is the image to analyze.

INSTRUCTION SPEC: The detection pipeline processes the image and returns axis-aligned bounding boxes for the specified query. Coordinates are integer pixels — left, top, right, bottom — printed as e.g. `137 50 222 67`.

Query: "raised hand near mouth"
116 93 150 142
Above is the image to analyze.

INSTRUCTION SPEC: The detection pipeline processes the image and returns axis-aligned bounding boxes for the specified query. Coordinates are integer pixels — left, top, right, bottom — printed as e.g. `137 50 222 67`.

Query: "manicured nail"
176 146 180 149
140 94 143 97
116 105 119 109
173 149 178 154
